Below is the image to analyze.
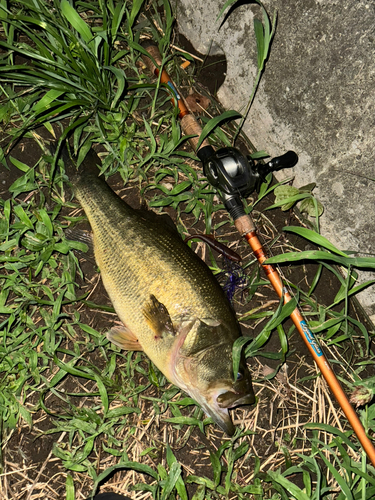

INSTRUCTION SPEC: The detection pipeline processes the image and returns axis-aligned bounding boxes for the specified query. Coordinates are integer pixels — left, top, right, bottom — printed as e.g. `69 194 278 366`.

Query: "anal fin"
106 326 143 351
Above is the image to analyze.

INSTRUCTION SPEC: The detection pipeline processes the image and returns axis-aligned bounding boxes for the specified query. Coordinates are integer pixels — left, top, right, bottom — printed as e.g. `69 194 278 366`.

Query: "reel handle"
264 150 298 173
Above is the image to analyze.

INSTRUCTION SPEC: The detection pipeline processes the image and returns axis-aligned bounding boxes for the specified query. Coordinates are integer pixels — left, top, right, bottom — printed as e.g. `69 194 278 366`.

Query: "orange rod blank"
234 214 375 467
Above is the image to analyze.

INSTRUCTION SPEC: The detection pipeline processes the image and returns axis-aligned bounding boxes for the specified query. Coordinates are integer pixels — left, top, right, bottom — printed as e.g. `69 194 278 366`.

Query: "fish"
66 149 255 435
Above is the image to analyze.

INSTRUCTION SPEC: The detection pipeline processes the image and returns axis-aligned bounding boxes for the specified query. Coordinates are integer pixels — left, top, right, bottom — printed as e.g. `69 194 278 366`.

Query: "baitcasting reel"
198 145 298 220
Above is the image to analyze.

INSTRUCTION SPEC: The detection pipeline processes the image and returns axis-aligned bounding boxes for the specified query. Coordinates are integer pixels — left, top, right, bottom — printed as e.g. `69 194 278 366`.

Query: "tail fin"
52 142 102 185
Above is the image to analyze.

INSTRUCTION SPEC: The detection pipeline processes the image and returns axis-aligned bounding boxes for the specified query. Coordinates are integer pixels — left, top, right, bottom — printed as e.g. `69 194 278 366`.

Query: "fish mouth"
232 392 255 406
200 399 235 436
183 384 235 435
205 390 255 435
184 383 255 436
217 390 255 409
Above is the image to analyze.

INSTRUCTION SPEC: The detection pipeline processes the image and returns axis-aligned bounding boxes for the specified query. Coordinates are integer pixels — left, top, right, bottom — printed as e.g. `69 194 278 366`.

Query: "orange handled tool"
141 42 211 153
142 43 375 467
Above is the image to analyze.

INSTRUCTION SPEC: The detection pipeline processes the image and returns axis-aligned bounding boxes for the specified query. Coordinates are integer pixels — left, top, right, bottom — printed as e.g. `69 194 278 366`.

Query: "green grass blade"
266 192 310 211
111 1 127 38
283 226 348 257
318 451 354 500
305 423 358 451
254 18 264 70
265 250 375 269
307 263 323 297
277 323 288 359
216 0 238 22
60 0 93 46
334 279 375 305
128 0 145 29
266 292 298 332
53 356 96 381
103 65 127 108
93 373 109 415
32 89 65 113
196 110 241 150
161 462 182 500
210 450 222 487
267 470 310 500
65 474 75 500
8 156 30 172
261 4 271 59
91 461 159 495
13 204 34 229
166 444 188 500
232 336 252 380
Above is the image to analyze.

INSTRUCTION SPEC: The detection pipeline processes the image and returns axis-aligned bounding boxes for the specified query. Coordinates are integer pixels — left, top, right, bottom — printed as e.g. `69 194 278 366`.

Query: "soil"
0 33 373 500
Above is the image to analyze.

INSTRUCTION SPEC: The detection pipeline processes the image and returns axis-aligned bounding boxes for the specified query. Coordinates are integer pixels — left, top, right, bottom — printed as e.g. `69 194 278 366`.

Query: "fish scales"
75 172 237 326
70 161 255 435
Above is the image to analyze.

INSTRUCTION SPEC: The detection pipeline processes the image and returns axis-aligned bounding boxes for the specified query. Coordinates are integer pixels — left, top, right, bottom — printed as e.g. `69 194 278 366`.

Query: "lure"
184 233 242 262
184 233 246 302
218 257 248 303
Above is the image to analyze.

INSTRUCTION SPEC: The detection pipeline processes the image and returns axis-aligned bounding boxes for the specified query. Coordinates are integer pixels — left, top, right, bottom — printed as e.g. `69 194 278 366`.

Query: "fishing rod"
141 43 375 467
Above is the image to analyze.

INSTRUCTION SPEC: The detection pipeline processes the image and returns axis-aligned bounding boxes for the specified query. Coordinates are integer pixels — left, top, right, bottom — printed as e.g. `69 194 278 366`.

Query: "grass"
1 0 375 499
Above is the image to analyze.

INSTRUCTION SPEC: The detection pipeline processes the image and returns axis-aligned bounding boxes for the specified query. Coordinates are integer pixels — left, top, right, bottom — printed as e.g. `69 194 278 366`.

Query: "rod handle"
141 42 210 152
180 114 210 152
141 43 162 72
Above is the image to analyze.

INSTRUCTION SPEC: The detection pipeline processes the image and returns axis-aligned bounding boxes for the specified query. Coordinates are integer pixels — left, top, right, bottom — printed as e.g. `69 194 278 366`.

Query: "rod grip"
180 114 210 152
141 43 162 74
234 214 256 235
141 42 210 153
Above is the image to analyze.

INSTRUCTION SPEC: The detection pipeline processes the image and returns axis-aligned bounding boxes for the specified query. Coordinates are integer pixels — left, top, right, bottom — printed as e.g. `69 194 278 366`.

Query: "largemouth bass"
68 151 255 435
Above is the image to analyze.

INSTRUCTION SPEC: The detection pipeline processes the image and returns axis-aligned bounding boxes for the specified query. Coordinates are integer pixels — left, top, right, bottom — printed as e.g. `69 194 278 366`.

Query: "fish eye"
236 371 243 381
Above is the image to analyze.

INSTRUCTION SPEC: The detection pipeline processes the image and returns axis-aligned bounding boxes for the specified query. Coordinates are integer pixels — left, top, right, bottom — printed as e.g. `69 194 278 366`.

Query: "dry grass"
0 322 357 500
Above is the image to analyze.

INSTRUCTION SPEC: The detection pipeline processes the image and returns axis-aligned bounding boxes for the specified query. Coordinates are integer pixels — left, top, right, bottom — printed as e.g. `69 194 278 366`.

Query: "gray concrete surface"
176 0 375 322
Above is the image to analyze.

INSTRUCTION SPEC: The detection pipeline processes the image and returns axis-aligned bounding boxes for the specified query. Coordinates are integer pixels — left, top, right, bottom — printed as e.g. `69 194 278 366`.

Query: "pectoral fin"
143 294 175 338
106 326 143 351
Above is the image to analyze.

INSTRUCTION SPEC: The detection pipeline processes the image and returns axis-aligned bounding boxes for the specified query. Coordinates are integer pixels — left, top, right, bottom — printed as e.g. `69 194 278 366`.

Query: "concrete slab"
176 0 375 322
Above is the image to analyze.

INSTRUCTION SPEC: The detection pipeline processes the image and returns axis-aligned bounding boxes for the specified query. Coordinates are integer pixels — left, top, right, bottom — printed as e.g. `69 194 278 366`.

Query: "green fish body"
70 154 255 434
